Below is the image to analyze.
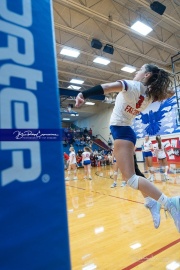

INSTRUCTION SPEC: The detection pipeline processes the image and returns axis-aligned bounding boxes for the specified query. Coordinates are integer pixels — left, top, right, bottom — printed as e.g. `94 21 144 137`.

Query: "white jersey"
143 140 152 152
154 142 167 159
110 80 152 126
69 151 76 164
82 151 91 161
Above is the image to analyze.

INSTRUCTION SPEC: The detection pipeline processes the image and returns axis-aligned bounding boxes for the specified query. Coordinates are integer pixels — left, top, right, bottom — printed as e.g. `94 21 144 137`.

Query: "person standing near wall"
65 147 78 180
82 147 92 180
143 135 155 182
155 135 169 181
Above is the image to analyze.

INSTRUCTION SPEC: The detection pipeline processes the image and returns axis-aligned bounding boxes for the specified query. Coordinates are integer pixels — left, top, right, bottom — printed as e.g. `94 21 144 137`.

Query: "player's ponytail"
156 135 162 149
145 64 174 102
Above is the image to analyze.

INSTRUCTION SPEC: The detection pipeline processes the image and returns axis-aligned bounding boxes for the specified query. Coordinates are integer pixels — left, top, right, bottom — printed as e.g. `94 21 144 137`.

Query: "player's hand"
75 93 85 107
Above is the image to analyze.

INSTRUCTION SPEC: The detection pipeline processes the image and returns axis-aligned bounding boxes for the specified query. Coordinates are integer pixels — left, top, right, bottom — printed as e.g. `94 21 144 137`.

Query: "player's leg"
87 164 92 180
114 139 180 232
111 162 118 188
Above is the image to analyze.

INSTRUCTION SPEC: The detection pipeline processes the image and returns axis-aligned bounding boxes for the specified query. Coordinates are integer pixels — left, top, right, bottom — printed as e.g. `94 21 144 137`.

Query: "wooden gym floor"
65 163 180 270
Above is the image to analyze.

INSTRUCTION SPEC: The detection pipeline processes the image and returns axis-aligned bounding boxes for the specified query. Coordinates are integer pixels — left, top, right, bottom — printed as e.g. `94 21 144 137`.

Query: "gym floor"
65 163 180 270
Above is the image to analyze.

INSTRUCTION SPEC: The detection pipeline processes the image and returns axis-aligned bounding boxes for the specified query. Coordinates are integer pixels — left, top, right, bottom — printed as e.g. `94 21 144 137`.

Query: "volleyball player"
82 147 92 180
65 147 78 180
75 64 180 232
143 135 155 182
155 135 169 181
110 149 119 188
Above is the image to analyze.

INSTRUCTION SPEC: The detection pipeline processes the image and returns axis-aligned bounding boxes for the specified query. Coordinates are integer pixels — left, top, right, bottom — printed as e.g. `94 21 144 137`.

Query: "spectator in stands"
88 140 93 148
89 128 92 136
84 127 88 135
86 135 91 142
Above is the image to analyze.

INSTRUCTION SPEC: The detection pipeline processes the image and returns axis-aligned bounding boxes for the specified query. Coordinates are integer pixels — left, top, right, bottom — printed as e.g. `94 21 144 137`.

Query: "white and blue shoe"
121 181 127 187
145 199 161 229
147 175 154 182
165 196 180 233
111 182 117 188
163 173 169 181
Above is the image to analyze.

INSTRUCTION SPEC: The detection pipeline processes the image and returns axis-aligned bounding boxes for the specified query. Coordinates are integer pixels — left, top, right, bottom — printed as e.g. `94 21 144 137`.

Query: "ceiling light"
85 102 95 105
60 47 80 58
62 118 70 120
121 66 136 73
166 261 180 270
130 243 142 250
70 79 84 84
93 57 110 65
68 85 81 90
131 21 153 36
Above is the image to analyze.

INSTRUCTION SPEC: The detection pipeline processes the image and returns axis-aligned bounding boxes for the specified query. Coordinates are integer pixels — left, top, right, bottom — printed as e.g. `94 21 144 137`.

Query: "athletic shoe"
121 181 127 187
165 197 180 233
147 175 154 182
89 176 92 180
145 199 161 229
65 177 70 181
111 182 117 188
163 173 169 181
143 171 149 173
73 176 78 180
83 176 87 179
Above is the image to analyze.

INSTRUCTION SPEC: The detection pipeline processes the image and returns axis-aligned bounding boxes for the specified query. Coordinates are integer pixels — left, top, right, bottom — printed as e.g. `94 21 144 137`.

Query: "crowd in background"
63 127 93 148
64 148 113 169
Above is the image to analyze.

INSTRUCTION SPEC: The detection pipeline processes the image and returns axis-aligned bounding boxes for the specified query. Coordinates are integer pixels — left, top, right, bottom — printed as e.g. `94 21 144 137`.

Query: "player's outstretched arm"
75 81 123 107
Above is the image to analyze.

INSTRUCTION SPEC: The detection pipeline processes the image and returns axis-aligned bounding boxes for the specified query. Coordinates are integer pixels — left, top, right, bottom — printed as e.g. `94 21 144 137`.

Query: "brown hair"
156 135 162 149
144 64 173 102
84 147 92 153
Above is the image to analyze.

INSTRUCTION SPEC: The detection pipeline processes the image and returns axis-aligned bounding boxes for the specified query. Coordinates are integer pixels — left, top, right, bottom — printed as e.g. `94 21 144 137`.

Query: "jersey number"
136 95 144 109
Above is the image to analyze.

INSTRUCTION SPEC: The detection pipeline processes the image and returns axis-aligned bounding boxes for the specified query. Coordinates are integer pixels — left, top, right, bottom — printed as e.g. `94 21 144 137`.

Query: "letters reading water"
0 0 43 185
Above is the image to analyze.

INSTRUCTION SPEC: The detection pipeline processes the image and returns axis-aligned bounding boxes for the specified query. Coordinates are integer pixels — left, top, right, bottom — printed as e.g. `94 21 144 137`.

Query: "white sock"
158 194 168 207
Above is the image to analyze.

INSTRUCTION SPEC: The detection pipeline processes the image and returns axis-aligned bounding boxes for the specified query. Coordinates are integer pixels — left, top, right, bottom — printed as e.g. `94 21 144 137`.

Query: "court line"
121 238 180 270
66 184 144 204
66 183 180 269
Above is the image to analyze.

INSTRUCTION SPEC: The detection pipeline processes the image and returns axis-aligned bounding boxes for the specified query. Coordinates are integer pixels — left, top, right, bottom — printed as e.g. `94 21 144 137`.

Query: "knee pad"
114 171 118 176
127 174 139 190
165 166 169 170
73 170 77 173
68 171 71 175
